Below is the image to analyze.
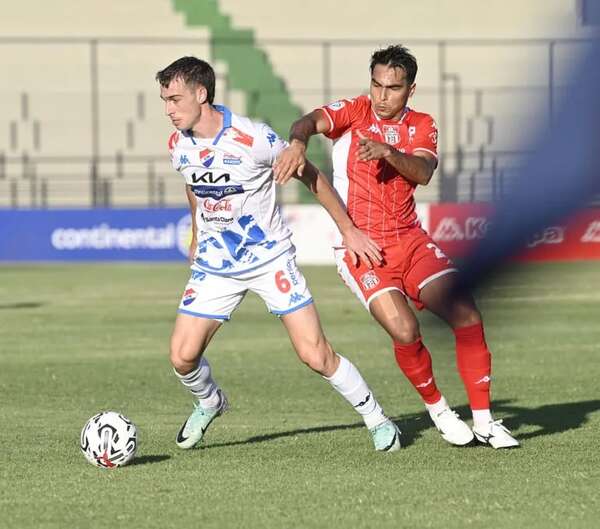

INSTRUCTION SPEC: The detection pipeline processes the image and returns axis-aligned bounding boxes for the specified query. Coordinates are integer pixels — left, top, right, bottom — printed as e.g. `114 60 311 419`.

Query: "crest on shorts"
360 271 380 290
182 288 197 306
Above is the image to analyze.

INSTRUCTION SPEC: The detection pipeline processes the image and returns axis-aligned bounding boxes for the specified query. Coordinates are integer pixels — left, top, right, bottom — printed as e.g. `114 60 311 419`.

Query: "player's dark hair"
370 45 418 84
156 56 215 104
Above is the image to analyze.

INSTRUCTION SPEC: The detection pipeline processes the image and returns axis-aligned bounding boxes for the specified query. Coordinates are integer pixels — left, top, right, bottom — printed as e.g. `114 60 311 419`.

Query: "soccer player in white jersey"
156 56 400 451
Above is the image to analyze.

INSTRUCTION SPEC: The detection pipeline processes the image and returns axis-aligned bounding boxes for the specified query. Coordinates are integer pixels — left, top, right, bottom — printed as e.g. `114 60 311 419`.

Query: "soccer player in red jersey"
274 45 518 448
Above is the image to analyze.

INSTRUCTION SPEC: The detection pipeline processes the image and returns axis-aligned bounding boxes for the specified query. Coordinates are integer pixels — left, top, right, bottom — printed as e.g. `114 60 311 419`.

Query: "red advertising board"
428 204 600 261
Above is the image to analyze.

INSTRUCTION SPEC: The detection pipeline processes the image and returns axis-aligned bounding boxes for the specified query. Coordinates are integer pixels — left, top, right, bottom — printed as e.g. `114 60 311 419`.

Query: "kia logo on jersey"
199 149 216 168
383 125 400 145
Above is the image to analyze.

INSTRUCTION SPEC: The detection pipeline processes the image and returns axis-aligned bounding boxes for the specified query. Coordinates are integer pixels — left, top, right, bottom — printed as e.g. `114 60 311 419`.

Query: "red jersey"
319 95 438 245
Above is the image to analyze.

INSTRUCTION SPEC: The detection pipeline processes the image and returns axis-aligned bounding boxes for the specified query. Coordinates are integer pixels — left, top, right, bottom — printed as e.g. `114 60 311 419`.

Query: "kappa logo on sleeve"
428 130 438 145
266 131 278 146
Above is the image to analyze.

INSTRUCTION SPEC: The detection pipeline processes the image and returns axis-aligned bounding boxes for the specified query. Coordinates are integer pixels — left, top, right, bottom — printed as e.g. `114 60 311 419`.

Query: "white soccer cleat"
473 419 520 449
428 407 475 446
369 419 401 452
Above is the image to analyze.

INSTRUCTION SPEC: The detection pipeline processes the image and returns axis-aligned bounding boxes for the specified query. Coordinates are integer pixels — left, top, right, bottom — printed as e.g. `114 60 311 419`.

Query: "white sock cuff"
323 354 351 385
424 395 448 415
173 356 210 383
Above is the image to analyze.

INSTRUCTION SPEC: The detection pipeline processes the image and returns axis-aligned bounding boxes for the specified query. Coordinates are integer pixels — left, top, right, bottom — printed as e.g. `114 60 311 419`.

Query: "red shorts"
335 226 458 310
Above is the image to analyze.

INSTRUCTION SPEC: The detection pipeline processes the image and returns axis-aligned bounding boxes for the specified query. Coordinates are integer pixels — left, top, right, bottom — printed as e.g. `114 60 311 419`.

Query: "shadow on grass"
0 302 44 310
130 454 171 466
201 398 600 449
491 398 600 440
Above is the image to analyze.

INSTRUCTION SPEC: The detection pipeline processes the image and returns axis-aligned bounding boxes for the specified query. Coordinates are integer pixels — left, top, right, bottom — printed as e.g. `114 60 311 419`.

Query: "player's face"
160 77 207 131
370 64 416 121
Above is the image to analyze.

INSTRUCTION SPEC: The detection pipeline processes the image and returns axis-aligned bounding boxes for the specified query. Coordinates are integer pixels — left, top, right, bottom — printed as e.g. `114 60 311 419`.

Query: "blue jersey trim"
271 298 314 316
193 244 293 277
212 105 232 146
182 129 197 145
177 309 230 321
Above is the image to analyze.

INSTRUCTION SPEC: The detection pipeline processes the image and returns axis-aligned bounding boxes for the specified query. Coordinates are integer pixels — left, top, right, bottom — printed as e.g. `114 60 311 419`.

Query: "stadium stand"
0 0 595 207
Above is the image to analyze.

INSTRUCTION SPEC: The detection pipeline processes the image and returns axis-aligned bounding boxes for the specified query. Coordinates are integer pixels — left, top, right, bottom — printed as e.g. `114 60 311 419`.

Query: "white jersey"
169 105 292 275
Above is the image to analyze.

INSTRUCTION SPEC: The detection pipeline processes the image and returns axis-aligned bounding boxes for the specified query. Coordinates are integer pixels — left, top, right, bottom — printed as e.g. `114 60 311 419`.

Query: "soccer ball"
80 411 138 468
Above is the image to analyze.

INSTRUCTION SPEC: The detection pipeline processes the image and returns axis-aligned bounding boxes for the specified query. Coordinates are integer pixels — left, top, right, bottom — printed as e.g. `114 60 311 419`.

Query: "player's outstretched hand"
357 130 393 161
273 142 306 184
341 225 382 268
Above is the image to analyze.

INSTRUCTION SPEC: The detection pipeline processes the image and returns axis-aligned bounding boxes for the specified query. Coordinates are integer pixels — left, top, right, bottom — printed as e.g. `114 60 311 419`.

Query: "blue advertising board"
0 209 192 261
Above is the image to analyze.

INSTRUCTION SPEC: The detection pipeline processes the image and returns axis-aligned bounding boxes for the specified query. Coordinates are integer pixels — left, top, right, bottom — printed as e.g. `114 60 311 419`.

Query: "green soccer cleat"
176 390 229 449
369 419 401 452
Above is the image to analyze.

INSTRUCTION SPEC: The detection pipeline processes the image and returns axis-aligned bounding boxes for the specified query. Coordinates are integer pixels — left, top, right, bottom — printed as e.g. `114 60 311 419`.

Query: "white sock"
174 356 221 408
472 409 493 430
324 354 387 429
424 395 449 417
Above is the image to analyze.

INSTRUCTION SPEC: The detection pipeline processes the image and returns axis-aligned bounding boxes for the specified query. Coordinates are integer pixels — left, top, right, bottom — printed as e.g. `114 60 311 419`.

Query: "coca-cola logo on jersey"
202 198 232 213
432 217 490 241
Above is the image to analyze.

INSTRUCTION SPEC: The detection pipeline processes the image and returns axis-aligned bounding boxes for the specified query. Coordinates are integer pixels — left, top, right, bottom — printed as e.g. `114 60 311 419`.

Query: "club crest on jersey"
199 149 216 168
182 288 197 306
383 125 400 145
360 271 380 290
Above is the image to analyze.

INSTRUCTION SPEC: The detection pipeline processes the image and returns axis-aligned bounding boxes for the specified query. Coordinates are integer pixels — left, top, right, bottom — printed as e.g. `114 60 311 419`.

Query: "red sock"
454 322 491 410
393 339 441 405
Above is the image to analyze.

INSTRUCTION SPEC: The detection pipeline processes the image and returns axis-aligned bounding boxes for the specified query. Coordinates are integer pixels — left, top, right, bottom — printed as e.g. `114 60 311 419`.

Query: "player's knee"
391 319 421 344
169 339 200 374
297 337 335 375
451 305 482 329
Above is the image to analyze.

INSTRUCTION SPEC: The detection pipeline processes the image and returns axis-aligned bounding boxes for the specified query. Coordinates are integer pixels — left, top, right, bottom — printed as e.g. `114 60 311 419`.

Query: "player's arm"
295 161 382 267
273 110 331 184
185 185 198 264
356 130 436 185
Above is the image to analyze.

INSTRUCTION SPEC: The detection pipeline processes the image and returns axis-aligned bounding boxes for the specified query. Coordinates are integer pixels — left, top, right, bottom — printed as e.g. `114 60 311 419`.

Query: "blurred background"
1 0 599 263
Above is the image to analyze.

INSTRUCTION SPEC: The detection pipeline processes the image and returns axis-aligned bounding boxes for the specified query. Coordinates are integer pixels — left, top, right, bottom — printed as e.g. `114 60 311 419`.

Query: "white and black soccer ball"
80 411 138 468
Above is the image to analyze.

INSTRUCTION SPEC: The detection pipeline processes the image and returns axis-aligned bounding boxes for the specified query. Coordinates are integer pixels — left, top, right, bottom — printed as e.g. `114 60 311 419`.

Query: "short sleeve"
409 115 438 159
168 131 181 170
253 123 289 167
318 97 367 140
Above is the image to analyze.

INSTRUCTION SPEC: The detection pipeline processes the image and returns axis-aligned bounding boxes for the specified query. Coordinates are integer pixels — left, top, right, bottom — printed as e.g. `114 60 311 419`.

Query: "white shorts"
177 248 313 320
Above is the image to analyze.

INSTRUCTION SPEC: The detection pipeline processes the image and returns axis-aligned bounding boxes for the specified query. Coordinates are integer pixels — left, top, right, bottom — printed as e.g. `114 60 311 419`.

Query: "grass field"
1 261 599 528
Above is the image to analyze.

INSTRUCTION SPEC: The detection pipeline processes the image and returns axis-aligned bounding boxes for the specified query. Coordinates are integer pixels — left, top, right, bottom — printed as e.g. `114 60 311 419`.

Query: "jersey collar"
212 105 232 145
372 105 411 124
181 105 232 146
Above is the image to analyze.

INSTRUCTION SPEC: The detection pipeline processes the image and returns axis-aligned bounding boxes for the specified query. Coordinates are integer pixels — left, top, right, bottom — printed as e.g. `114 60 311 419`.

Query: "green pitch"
1 262 599 528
